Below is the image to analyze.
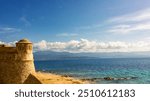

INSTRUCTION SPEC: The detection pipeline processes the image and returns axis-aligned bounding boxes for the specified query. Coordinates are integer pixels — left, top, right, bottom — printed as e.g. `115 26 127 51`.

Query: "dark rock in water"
81 78 103 82
103 76 138 81
81 76 138 82
81 78 95 82
104 77 114 80
130 77 138 79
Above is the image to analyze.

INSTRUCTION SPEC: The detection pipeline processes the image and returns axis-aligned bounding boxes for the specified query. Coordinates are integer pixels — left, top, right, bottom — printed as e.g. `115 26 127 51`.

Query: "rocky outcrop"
81 76 138 82
23 74 42 84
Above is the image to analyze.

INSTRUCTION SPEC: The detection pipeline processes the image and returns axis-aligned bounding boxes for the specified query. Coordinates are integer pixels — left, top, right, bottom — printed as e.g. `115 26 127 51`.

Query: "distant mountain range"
33 51 150 60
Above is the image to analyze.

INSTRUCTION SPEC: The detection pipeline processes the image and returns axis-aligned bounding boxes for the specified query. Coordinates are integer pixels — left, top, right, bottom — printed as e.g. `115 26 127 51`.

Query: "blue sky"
1 0 150 52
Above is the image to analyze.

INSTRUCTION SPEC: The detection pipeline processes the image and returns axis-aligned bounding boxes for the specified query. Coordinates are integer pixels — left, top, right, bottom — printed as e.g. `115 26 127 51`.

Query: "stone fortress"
0 39 41 84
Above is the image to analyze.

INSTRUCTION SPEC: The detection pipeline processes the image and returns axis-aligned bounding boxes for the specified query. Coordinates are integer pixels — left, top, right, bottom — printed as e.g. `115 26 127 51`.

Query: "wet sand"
35 72 89 84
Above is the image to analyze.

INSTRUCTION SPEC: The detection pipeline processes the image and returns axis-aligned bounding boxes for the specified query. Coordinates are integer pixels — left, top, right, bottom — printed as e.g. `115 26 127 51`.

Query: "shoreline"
35 71 89 84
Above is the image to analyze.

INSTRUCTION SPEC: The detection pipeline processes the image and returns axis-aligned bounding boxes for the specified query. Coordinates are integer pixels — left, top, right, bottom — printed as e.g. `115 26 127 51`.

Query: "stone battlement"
0 39 36 84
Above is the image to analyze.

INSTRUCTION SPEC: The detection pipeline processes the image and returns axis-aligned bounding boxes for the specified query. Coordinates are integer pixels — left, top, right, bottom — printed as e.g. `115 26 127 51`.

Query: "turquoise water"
34 58 150 84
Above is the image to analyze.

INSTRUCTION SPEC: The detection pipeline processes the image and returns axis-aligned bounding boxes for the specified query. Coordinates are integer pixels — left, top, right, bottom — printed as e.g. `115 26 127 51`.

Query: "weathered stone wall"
0 47 16 53
0 39 35 84
0 61 35 83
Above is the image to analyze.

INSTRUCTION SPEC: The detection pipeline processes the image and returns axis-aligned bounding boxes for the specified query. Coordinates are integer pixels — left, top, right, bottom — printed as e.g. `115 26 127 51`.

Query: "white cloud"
0 27 21 34
0 41 16 46
74 8 150 35
2 39 150 53
33 39 150 53
108 8 150 23
108 23 150 34
107 8 150 34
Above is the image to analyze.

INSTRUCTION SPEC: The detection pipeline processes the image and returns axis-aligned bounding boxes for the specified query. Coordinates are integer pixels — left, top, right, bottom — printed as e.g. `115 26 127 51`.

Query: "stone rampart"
0 39 35 84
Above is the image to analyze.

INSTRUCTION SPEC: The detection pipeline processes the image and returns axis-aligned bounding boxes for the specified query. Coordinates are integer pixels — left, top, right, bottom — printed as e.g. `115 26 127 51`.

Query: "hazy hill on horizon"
33 51 150 60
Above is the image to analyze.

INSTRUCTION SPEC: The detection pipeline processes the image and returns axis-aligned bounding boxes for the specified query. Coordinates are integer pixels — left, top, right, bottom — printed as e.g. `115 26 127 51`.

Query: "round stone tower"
15 39 35 83
16 39 34 60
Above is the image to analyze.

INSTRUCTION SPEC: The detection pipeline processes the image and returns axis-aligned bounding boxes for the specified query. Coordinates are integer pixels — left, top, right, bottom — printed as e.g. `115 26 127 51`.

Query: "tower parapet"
0 39 35 84
16 39 33 60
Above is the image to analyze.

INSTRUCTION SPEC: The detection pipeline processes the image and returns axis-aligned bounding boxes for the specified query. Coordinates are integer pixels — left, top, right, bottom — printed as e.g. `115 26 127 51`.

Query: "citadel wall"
0 39 35 84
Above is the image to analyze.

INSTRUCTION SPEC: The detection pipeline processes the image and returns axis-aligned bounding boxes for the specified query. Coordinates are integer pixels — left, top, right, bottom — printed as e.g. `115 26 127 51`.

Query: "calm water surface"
34 58 150 84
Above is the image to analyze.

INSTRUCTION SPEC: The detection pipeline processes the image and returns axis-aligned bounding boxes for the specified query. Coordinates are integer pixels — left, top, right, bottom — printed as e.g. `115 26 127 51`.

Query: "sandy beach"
35 72 88 84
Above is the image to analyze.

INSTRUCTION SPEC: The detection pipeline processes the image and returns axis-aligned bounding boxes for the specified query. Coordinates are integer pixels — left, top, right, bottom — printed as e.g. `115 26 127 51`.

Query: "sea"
34 58 150 84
